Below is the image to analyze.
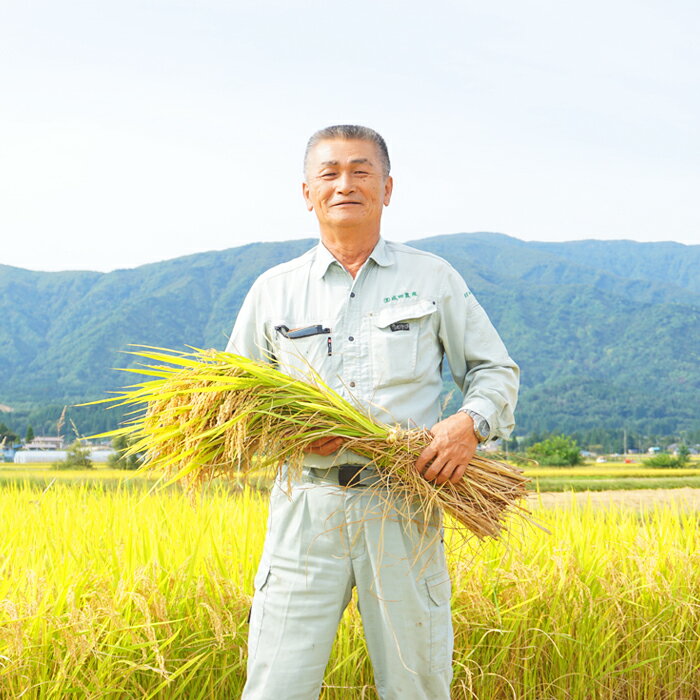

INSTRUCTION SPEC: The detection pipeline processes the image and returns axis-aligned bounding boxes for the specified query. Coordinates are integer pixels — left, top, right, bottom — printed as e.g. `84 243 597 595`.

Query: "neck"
320 229 380 279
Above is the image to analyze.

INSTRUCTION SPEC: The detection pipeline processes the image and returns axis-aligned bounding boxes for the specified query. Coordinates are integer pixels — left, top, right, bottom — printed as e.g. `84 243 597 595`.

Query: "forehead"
306 138 382 169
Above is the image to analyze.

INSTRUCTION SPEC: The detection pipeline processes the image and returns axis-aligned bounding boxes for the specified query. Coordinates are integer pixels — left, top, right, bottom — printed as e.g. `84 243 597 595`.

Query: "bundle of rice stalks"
94 346 533 540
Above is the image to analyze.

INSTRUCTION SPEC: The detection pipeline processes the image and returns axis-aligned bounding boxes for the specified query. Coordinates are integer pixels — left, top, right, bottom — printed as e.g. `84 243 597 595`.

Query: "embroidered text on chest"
383 291 418 303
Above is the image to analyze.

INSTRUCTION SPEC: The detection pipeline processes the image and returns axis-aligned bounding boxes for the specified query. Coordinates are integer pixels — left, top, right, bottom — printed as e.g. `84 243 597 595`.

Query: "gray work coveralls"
226 237 519 699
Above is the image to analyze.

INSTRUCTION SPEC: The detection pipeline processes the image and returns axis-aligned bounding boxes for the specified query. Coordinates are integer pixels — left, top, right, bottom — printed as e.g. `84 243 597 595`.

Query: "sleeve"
224 278 273 362
438 265 520 439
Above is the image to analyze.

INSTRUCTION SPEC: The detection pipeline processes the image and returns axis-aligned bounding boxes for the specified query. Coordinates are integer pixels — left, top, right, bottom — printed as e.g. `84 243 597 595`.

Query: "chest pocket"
370 300 438 389
270 322 330 379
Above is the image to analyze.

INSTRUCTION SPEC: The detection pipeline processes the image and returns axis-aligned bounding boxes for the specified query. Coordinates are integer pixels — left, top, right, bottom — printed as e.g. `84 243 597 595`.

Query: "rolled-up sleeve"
438 266 519 438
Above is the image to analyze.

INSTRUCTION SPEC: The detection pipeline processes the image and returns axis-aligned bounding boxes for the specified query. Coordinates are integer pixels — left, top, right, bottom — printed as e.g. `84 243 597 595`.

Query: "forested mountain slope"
1 233 697 437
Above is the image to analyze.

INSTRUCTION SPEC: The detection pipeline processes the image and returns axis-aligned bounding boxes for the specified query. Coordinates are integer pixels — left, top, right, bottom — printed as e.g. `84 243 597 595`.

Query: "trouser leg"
346 489 453 700
242 481 354 700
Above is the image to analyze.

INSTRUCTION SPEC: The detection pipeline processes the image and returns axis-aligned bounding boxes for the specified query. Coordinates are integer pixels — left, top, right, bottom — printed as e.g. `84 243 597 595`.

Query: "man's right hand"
304 436 346 456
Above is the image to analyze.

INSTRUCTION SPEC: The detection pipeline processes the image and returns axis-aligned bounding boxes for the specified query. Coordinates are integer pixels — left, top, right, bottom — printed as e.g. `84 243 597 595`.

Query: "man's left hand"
415 412 477 485
304 436 346 456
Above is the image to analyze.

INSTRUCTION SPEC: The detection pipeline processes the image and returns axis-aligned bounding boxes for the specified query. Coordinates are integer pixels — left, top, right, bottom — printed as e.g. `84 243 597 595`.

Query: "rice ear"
91 347 536 540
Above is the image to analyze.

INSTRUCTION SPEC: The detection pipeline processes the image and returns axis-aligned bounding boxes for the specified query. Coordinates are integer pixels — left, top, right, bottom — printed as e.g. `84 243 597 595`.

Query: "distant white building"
24 436 65 450
88 450 114 463
14 450 68 463
13 448 114 464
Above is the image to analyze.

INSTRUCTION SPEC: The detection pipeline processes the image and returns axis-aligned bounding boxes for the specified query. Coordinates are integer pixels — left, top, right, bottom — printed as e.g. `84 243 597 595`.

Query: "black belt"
307 464 381 488
338 464 368 487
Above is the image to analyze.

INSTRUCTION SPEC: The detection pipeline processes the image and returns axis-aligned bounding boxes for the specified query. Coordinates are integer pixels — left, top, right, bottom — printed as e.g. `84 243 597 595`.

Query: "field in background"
0 463 160 490
3 458 700 493
0 480 698 698
525 458 700 493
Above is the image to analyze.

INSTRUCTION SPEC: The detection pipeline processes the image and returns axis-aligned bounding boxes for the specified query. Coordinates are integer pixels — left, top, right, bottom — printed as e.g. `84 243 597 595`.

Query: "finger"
319 438 345 455
415 443 438 473
448 463 468 485
304 438 326 453
433 459 458 484
305 436 343 454
423 453 448 481
324 438 343 456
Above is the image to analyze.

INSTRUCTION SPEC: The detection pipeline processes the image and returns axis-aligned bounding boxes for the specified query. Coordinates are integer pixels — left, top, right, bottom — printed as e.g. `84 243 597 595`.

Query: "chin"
329 211 363 222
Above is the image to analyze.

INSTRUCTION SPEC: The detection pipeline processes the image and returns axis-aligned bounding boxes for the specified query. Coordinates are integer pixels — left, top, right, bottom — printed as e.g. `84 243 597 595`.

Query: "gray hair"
304 124 391 178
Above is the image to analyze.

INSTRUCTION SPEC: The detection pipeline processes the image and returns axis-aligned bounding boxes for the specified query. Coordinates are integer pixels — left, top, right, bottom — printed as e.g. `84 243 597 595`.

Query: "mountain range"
1 232 698 440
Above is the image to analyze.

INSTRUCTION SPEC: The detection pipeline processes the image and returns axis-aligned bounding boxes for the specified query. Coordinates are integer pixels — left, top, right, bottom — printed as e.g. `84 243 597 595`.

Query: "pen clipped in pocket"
272 322 333 371
274 324 330 339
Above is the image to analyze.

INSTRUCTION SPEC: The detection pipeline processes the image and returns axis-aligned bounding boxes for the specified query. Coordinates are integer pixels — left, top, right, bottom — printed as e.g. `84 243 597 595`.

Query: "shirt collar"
311 237 394 279
368 237 393 268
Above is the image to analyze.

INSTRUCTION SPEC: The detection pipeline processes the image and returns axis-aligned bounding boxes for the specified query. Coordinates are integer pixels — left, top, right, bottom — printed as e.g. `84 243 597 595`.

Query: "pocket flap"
425 573 451 606
373 300 437 329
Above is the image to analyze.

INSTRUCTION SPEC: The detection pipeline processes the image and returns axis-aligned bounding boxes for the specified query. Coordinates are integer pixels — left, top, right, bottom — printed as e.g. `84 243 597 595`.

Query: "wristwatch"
458 408 490 443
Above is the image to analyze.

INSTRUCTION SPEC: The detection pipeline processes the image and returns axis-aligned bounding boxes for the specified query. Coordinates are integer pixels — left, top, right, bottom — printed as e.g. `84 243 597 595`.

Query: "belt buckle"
338 464 365 487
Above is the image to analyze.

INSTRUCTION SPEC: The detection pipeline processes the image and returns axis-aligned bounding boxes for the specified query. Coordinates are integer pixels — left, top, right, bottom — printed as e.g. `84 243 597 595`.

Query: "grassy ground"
0 482 697 699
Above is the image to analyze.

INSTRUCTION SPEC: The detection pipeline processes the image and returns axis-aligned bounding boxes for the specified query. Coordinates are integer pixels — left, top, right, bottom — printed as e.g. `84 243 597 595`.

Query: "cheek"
307 188 328 210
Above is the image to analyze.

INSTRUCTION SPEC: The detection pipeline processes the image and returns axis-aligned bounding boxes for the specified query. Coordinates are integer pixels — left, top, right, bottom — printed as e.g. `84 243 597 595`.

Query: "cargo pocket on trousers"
425 571 452 673
248 562 272 658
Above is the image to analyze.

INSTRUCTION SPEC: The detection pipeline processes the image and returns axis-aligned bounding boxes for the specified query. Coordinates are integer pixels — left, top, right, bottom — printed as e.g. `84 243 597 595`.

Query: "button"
350 292 356 298
349 381 356 388
348 336 354 341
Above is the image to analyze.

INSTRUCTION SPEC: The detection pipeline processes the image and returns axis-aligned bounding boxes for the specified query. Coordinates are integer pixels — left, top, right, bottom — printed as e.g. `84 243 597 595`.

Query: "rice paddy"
0 477 697 698
4 460 699 494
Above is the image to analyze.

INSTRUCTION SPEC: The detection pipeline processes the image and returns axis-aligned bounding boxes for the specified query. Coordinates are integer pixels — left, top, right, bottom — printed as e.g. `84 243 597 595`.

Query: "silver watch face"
462 409 488 442
475 418 489 441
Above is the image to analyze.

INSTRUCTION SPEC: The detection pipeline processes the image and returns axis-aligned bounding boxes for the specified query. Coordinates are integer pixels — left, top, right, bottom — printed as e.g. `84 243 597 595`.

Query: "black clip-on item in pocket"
275 324 331 339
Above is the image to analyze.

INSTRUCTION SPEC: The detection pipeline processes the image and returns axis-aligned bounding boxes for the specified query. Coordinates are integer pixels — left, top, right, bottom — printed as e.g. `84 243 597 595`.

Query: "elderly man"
227 125 519 699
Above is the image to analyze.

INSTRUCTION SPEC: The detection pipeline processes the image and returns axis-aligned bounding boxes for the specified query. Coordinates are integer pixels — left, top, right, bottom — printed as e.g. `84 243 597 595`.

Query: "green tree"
108 435 142 470
647 445 691 468
25 425 35 444
527 434 582 467
0 423 20 445
53 439 93 470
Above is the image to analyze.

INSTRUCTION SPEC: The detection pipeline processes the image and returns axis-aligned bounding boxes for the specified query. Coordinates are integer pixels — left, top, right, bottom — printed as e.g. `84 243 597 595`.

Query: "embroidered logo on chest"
383 291 418 303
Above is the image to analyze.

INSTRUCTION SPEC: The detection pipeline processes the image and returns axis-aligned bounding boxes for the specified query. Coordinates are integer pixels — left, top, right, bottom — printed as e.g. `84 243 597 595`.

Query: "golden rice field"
3 458 699 489
0 478 698 699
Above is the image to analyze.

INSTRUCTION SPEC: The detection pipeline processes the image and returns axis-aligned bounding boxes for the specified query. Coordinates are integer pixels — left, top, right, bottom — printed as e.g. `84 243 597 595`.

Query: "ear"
302 182 314 212
383 176 393 206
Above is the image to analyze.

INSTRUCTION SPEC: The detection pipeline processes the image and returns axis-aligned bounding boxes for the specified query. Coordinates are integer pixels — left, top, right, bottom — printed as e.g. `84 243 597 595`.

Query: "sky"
1 0 698 272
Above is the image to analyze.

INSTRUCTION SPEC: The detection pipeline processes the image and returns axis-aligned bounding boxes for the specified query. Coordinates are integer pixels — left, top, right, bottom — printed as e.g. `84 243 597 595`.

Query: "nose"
336 171 355 194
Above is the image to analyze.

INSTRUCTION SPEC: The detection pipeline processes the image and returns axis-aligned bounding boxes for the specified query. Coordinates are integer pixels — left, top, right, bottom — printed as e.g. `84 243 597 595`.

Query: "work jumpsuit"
226 237 519 699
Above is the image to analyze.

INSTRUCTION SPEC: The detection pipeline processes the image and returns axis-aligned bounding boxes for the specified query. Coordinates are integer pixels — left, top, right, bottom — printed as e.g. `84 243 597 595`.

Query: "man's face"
302 139 393 232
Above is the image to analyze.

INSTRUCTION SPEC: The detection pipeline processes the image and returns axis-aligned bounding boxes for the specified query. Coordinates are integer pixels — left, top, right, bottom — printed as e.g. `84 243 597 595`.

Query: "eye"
320 172 336 179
